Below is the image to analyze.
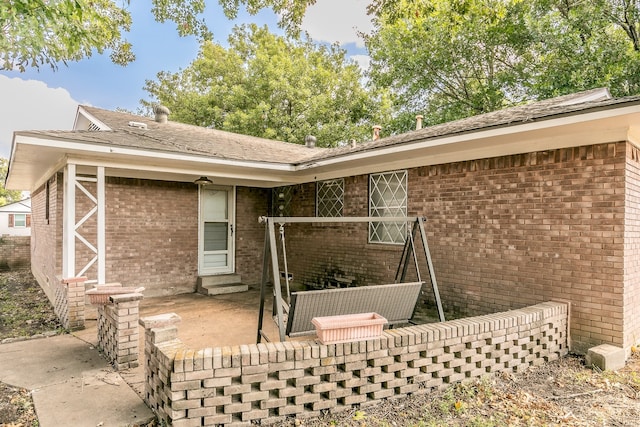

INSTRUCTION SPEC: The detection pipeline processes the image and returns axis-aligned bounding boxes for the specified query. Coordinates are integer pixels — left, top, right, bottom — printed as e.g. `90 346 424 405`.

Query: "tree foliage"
1 0 134 71
143 24 389 147
0 0 313 71
366 0 640 133
366 0 532 132
0 159 23 206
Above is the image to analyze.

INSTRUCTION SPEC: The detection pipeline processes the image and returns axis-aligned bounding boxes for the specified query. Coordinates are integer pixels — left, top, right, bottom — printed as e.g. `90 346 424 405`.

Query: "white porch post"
97 166 106 284
62 165 106 283
62 164 76 278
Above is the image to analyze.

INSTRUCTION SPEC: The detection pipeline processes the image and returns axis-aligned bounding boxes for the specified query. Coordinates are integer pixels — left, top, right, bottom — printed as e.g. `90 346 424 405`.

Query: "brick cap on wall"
139 312 182 329
110 292 144 303
60 276 88 284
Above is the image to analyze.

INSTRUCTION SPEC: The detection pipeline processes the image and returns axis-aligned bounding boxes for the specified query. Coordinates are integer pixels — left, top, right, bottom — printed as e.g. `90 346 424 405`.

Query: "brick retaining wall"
141 301 568 426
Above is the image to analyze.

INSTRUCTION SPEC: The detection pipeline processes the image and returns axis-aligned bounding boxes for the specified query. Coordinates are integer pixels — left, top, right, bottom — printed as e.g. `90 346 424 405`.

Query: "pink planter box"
311 312 387 344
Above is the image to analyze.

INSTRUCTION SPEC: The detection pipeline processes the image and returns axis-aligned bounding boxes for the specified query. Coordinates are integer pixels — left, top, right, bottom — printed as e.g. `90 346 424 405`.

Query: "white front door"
199 186 235 275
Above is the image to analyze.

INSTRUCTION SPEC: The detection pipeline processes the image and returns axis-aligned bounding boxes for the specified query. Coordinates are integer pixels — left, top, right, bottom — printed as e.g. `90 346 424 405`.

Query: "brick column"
60 276 87 330
139 313 183 418
96 292 144 370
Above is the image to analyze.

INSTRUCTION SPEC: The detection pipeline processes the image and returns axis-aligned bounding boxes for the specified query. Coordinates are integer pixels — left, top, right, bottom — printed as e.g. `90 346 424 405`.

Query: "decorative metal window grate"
316 179 344 217
272 186 294 217
87 122 102 131
369 170 407 244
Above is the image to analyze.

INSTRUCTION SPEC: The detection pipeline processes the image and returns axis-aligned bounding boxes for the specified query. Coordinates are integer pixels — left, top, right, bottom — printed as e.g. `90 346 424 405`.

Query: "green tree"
143 24 390 146
365 0 640 133
365 0 533 133
527 0 640 98
0 158 23 206
0 0 312 71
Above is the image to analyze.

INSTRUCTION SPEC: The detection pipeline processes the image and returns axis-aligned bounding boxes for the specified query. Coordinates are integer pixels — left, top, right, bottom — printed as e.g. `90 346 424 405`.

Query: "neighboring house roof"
0 198 31 213
7 88 640 191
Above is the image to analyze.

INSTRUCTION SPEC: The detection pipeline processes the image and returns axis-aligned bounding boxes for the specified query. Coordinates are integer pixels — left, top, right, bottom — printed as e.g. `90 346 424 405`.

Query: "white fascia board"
14 134 297 173
6 135 18 188
69 157 296 185
297 104 640 173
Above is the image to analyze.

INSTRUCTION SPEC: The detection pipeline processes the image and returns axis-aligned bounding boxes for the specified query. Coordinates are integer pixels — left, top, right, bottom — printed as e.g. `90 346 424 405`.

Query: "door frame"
198 185 236 275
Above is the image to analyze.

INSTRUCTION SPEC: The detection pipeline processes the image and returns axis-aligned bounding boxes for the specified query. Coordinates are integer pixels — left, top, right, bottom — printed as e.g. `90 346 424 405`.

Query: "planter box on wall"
312 312 387 344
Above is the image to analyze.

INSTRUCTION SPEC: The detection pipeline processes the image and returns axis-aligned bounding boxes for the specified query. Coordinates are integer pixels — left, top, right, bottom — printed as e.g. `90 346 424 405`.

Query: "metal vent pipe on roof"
372 125 382 141
153 105 171 123
305 135 317 148
416 114 424 130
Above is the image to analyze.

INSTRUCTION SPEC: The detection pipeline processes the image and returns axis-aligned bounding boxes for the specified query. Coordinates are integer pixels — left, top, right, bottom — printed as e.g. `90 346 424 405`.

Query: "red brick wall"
281 143 628 353
0 236 30 271
413 143 626 354
282 175 406 291
235 186 269 285
624 144 640 351
30 174 61 301
101 178 199 296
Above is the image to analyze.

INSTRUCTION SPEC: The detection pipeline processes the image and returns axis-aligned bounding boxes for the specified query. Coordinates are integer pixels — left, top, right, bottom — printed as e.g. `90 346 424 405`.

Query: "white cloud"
301 0 373 48
350 54 371 72
0 75 79 158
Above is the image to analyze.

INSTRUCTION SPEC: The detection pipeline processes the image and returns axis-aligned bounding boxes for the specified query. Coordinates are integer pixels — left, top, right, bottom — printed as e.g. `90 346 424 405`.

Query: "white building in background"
0 198 31 236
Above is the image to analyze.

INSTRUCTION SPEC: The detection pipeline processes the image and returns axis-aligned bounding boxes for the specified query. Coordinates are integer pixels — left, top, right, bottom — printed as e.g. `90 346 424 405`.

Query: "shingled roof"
311 88 639 161
49 88 640 165
9 87 640 192
22 105 324 164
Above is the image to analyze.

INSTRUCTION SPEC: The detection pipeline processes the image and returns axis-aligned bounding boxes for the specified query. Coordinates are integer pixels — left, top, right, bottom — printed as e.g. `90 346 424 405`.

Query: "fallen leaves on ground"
286 353 640 426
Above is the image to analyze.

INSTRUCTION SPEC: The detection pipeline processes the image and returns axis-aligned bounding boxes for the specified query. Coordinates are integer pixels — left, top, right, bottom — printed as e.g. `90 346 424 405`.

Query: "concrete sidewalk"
0 334 154 427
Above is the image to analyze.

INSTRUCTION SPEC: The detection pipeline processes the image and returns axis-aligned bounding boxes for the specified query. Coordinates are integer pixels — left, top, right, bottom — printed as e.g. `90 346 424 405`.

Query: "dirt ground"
282 353 640 426
1 270 639 426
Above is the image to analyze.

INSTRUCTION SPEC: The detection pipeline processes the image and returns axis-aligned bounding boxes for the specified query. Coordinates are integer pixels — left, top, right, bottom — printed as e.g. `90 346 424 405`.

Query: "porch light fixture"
194 176 213 185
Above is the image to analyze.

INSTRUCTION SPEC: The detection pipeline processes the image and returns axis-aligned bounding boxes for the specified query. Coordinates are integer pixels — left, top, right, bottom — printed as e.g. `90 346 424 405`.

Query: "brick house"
6 88 640 356
0 198 31 236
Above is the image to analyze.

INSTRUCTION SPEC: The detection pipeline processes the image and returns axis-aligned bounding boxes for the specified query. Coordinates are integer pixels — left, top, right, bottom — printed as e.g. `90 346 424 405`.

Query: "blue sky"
0 0 372 157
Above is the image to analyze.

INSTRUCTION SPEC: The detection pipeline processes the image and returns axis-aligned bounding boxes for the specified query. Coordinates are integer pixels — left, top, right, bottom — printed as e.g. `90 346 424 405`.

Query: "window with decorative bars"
316 179 344 217
272 186 294 217
369 170 407 244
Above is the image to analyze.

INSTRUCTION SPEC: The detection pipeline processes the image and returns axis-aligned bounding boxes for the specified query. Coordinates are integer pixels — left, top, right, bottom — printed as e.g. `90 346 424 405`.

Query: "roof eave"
6 133 304 192
291 102 640 181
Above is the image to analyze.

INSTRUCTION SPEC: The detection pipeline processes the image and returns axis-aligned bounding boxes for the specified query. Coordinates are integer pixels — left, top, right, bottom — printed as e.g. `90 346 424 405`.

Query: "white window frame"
369 170 408 244
13 213 27 228
316 179 344 217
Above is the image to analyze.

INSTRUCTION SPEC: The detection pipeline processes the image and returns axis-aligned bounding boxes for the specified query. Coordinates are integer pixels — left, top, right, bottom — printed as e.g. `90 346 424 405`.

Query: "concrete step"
198 274 242 287
197 275 248 296
199 283 249 296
